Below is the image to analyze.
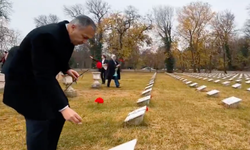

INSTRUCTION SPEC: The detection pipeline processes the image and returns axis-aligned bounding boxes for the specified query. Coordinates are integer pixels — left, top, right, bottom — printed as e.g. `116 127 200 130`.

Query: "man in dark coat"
106 54 121 87
1 46 19 74
2 15 96 150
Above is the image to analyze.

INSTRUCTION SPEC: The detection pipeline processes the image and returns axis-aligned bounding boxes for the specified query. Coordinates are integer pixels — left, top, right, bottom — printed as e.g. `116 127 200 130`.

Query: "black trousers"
100 68 106 84
25 113 65 150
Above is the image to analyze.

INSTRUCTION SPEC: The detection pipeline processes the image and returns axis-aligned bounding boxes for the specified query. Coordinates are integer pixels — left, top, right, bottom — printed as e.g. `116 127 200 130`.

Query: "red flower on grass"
146 106 148 112
95 97 104 103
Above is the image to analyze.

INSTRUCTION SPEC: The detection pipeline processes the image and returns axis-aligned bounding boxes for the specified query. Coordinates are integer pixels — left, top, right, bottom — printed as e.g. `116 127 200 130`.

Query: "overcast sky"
9 0 249 39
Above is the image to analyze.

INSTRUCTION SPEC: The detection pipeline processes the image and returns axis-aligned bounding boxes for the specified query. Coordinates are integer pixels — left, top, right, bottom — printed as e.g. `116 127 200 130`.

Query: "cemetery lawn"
1 72 250 150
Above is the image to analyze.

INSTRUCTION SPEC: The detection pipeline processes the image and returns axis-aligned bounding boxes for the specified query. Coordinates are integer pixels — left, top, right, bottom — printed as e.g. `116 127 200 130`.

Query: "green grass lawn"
1 72 250 150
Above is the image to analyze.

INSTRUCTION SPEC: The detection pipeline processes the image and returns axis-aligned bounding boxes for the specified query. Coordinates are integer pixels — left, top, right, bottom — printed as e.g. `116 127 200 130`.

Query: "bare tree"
0 24 9 51
0 0 12 20
7 29 21 47
86 0 110 63
34 14 60 27
211 10 236 73
153 5 174 73
244 5 250 38
63 4 85 18
113 6 140 54
63 0 110 64
86 0 110 23
0 0 12 52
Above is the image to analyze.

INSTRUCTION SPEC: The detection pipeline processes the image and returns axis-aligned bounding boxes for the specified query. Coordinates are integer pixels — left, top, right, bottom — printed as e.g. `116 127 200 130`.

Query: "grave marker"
232 83 241 89
222 96 241 108
124 106 146 126
142 88 152 96
137 95 151 106
189 83 198 88
207 90 220 97
109 139 137 150
196 85 207 92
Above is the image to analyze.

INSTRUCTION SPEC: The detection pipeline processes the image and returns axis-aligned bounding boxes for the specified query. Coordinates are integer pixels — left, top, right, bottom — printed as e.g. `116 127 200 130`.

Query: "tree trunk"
191 50 196 72
209 55 212 73
223 49 227 74
225 43 232 70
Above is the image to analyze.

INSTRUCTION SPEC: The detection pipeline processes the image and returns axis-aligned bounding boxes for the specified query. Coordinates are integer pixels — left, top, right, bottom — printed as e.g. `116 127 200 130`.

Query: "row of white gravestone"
184 73 249 91
115 72 156 150
167 73 242 108
183 72 250 82
124 72 156 126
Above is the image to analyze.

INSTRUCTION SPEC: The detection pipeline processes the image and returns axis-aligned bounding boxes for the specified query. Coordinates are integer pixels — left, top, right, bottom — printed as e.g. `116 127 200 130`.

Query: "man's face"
69 24 95 45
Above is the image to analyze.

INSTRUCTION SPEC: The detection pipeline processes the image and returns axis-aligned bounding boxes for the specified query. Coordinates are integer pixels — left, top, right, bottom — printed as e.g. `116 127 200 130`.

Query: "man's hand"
66 69 79 81
61 107 82 124
89 56 93 59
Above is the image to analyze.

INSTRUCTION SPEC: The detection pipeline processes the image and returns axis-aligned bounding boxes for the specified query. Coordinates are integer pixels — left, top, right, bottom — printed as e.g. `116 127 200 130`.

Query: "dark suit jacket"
106 59 120 80
3 21 74 120
1 46 19 74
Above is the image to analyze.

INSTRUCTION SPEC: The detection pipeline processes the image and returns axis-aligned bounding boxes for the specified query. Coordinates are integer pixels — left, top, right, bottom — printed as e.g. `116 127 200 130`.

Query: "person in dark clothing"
106 54 121 88
2 15 96 150
90 55 108 84
1 46 19 74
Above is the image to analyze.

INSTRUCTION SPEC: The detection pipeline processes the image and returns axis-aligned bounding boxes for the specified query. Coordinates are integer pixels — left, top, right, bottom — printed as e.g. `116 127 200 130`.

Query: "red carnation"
119 58 124 62
146 106 148 112
95 97 104 103
96 62 102 69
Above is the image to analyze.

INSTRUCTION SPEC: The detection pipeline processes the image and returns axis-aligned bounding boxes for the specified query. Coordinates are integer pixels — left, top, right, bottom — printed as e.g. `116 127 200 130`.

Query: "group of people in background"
0 46 121 88
90 54 121 88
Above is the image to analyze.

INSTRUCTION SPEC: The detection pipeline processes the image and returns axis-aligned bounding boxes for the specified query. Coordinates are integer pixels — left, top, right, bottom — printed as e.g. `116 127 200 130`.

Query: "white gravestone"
189 83 198 88
232 83 241 89
208 79 213 82
109 139 137 150
149 80 154 84
128 106 147 116
235 79 241 83
145 85 153 90
137 95 151 106
185 81 192 85
196 85 207 92
207 90 220 97
203 78 208 80
222 81 230 86
214 80 220 83
246 81 250 84
222 96 241 108
124 107 146 126
142 88 152 96
246 88 250 91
